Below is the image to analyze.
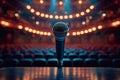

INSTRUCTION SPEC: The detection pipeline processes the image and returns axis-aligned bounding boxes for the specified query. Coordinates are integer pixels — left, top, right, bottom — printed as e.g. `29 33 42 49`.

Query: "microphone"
52 22 69 67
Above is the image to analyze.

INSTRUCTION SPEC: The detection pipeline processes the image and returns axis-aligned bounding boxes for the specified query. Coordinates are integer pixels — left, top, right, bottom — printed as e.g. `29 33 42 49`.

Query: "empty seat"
112 58 120 67
33 58 46 67
88 52 98 59
0 59 4 67
13 54 24 60
98 58 112 67
34 53 44 58
47 58 58 67
79 53 88 59
64 53 68 58
24 54 33 58
3 54 13 60
68 53 77 60
72 58 84 67
4 58 19 67
84 58 98 67
45 53 54 59
63 58 71 67
19 58 33 67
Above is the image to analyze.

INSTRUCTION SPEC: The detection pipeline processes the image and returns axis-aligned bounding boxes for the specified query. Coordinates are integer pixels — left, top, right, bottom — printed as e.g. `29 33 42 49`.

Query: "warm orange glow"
80 12 85 16
30 9 35 13
47 32 51 36
25 27 29 31
44 32 47 35
36 11 40 16
72 32 76 36
36 31 40 34
77 32 80 35
64 15 68 19
88 29 92 32
28 28 32 32
41 13 45 17
67 33 70 36
90 5 94 9
84 30 88 33
98 25 103 29
55 15 59 19
59 1 63 5
18 25 23 29
76 13 80 17
32 30 36 33
45 14 49 18
92 27 96 31
69 15 73 19
40 31 43 35
80 31 84 34
26 5 31 9
78 0 82 4
86 9 90 13
1 21 10 26
40 0 44 4
112 21 120 26
60 16 63 19
49 15 53 19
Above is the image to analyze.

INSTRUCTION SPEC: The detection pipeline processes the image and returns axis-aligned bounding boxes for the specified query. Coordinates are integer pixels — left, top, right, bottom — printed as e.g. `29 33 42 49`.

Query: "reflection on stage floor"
0 67 120 80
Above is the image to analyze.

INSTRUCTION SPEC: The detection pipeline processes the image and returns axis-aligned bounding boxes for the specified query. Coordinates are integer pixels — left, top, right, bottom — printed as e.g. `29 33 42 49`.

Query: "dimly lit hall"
0 0 120 80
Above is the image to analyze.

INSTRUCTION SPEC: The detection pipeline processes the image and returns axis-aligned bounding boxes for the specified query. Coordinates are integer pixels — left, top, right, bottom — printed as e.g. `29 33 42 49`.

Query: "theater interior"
0 0 120 80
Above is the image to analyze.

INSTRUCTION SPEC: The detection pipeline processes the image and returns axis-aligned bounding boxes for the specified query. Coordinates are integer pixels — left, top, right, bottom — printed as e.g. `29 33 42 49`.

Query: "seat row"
0 57 120 67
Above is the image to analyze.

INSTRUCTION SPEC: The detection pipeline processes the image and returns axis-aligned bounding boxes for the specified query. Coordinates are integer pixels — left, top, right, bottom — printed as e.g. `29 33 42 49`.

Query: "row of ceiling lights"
1 20 120 37
26 4 94 20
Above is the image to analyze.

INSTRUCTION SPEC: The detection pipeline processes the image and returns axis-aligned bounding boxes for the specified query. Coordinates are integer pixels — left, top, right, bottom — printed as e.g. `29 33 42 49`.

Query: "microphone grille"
53 22 68 32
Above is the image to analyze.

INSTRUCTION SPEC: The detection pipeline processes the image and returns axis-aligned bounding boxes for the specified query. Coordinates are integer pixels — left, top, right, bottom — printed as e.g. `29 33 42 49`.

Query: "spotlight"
49 15 53 19
40 0 44 4
90 5 94 10
36 11 40 16
76 13 80 17
84 30 88 33
55 15 59 19
36 21 39 25
92 27 96 31
77 32 80 35
1 21 10 26
72 32 76 36
78 0 82 4
86 9 90 13
81 12 85 16
26 5 31 9
64 15 68 19
69 15 73 19
25 27 29 31
98 25 103 29
45 14 49 18
88 29 92 32
80 31 84 34
67 33 70 36
18 25 23 29
41 13 45 17
40 31 43 35
30 9 35 13
60 16 63 19
47 32 51 36
59 1 63 6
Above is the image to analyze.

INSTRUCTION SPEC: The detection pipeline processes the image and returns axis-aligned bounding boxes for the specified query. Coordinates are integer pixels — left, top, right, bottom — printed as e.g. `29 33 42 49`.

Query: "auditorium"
0 0 120 80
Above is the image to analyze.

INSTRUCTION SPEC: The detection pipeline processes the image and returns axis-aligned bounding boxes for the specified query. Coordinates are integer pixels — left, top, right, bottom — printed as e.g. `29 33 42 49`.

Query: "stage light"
86 9 90 13
69 15 73 19
49 15 53 19
55 15 59 19
76 13 80 17
40 0 44 4
88 29 92 32
78 0 82 4
72 32 76 36
30 9 35 13
81 12 85 16
18 25 23 29
112 21 120 27
64 15 68 19
59 1 63 6
45 14 49 18
67 33 70 36
1 21 10 26
98 25 103 29
84 30 88 33
28 28 32 32
59 16 63 19
15 13 19 17
44 32 47 35
32 30 36 33
47 32 51 36
77 32 80 35
92 27 96 31
36 21 39 25
102 13 106 17
90 5 94 9
40 31 43 35
36 11 40 16
82 21 86 25
36 31 40 34
80 31 84 34
26 5 31 9
25 27 29 31
41 13 45 17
